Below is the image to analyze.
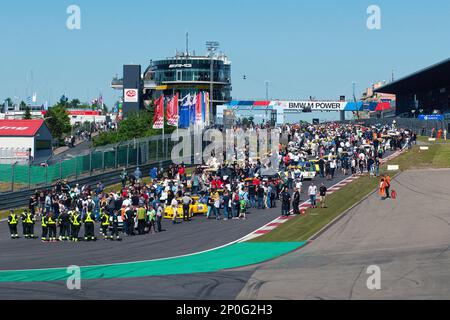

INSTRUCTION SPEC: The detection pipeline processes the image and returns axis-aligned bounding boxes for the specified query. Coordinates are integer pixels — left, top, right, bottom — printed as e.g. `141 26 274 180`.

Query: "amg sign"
283 101 347 111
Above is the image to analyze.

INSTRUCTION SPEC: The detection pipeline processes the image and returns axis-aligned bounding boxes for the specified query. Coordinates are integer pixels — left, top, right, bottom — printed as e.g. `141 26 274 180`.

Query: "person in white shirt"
122 197 131 208
171 198 178 224
308 183 318 208
295 179 303 193
329 160 336 179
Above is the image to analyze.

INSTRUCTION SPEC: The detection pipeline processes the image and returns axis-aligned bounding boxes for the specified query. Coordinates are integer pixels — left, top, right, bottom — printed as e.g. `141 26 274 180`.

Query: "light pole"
206 41 219 126
352 82 357 102
265 80 269 124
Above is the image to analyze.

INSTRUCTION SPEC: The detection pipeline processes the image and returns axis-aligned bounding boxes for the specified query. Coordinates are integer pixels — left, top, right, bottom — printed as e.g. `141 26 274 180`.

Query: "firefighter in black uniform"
8 210 19 239
41 214 48 242
83 211 96 241
70 211 82 241
21 210 29 238
47 213 57 242
58 210 71 241
24 210 36 239
110 210 121 241
100 210 110 240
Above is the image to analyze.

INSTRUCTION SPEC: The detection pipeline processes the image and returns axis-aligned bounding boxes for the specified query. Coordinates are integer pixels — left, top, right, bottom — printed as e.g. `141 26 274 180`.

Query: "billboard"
418 115 444 121
123 65 142 116
274 101 348 111
124 89 139 103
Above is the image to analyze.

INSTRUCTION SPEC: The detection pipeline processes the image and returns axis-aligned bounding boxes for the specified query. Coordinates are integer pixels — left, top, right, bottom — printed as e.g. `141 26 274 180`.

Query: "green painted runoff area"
0 242 305 282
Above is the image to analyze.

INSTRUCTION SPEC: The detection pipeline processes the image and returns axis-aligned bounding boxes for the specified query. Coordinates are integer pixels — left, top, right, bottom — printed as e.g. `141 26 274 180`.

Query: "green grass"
251 143 450 243
396 143 450 170
0 183 12 193
251 176 379 242
103 177 154 193
0 207 27 221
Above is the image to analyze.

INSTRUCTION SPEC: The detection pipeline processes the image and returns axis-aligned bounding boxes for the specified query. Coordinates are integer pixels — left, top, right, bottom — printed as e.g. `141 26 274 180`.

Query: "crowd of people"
7 121 414 242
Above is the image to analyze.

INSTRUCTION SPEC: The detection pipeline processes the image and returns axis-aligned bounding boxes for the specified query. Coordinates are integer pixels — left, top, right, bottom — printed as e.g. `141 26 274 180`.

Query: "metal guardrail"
0 133 177 194
0 159 174 211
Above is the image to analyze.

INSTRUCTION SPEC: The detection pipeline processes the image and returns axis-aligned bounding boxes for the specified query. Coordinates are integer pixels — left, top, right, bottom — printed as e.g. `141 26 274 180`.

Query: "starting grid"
239 149 405 242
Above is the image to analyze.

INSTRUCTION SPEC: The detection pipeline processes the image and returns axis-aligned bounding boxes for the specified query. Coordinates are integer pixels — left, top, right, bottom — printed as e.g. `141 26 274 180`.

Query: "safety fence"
0 134 178 193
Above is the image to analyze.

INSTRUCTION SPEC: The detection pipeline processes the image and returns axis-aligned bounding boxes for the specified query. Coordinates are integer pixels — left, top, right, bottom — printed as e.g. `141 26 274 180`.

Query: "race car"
296 162 317 180
286 163 317 180
163 198 208 220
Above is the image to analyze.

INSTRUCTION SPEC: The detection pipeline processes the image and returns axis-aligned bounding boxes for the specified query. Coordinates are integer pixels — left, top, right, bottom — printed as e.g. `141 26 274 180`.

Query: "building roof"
0 119 46 137
375 58 450 95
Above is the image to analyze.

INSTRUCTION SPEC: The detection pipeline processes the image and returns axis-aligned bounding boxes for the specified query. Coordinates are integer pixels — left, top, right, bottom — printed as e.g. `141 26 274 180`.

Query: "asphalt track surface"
236 169 450 300
0 163 354 272
8 169 448 300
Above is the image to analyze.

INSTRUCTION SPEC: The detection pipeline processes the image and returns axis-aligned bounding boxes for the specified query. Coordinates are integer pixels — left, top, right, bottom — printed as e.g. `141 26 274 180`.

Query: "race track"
6 155 440 300
0 162 356 272
237 169 450 300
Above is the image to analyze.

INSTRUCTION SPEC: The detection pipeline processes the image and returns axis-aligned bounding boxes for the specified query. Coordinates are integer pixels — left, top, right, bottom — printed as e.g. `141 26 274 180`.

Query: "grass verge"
0 207 27 221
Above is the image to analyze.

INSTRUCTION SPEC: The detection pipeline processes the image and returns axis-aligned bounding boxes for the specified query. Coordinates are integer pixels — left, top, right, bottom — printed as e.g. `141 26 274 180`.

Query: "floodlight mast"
206 41 220 126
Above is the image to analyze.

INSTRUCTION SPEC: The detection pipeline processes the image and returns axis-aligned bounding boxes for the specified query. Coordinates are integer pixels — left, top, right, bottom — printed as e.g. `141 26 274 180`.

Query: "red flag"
153 95 164 129
195 92 202 124
167 93 179 126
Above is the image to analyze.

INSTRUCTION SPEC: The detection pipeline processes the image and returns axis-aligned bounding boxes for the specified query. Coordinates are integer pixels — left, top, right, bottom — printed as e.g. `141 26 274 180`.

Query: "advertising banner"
124 89 139 103
271 101 348 111
418 115 444 121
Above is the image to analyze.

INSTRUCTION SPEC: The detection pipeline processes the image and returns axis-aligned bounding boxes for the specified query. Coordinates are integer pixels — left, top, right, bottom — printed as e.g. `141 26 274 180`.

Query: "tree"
45 103 71 144
20 101 27 110
69 99 80 108
59 95 69 107
4 98 13 109
92 109 175 147
23 106 32 120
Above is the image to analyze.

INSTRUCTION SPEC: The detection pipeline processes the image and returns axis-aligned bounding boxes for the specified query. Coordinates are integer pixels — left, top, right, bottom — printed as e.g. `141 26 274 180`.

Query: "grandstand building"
375 58 450 117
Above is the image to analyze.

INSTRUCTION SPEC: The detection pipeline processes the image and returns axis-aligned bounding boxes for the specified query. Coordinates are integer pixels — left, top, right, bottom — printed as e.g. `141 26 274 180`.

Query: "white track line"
0 149 407 272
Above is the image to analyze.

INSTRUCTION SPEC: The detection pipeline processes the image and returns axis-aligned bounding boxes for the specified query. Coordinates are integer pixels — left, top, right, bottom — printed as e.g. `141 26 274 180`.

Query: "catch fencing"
0 134 178 194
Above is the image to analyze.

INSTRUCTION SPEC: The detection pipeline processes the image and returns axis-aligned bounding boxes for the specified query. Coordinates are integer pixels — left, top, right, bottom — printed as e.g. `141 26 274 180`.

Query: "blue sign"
418 115 444 121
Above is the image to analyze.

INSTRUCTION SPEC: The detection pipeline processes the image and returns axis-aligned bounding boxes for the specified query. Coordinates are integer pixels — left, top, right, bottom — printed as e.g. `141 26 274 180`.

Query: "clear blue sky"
1 0 449 110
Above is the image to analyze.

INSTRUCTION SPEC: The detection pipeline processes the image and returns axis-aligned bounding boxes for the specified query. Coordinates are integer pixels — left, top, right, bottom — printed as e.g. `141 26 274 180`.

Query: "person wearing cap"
8 210 19 239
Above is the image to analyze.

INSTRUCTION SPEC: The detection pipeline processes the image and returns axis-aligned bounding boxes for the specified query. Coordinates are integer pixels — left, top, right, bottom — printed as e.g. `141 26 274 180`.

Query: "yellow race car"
163 199 208 219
